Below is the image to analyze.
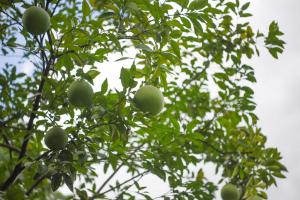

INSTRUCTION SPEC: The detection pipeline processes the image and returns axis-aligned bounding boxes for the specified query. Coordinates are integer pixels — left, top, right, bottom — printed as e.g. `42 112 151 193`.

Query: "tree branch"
100 170 149 196
94 162 124 197
25 173 48 196
0 29 55 191
0 8 23 27
0 143 21 154
92 143 146 199
0 143 33 161
34 150 51 161
50 0 62 17
195 137 253 156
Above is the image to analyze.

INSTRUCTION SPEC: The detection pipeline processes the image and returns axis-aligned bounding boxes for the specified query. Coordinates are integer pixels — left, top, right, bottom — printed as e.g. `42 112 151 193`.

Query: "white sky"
249 0 300 199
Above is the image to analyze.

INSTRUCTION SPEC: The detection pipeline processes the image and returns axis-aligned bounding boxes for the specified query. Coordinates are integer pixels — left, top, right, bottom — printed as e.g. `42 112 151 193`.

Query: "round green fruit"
133 85 164 115
44 126 68 150
221 184 239 200
247 196 262 200
68 80 94 107
22 6 50 35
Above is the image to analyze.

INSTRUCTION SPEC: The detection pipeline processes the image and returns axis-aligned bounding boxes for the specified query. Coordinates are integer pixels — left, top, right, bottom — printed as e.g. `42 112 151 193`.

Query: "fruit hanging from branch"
22 6 50 35
68 80 94 107
133 85 164 115
44 126 68 150
221 183 240 200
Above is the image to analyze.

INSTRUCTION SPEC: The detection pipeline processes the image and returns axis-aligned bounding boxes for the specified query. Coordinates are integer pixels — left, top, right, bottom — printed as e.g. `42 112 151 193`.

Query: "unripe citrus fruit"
133 85 164 115
68 80 94 107
247 196 262 200
221 184 239 200
44 126 68 150
22 6 50 35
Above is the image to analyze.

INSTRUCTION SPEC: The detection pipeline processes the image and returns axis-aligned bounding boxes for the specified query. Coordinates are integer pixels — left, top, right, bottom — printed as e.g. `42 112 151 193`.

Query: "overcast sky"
250 0 300 199
0 0 298 199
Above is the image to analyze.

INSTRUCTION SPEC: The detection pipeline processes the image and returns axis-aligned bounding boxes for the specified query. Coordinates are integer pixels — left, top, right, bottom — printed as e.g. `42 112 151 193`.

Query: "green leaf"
51 173 62 192
60 54 73 70
82 0 91 18
87 70 100 79
136 44 153 52
180 17 191 29
268 47 283 59
188 0 208 10
108 33 122 51
126 2 139 11
241 2 250 10
115 57 133 62
76 189 89 200
273 172 286 178
120 68 131 88
101 78 108 93
170 40 180 57
196 169 204 181
63 174 74 192
240 13 252 17
189 17 203 35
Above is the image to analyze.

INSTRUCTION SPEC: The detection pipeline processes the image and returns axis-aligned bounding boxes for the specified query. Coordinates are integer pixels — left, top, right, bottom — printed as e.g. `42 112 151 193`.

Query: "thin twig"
25 173 48 196
0 143 21 154
34 150 51 161
92 143 146 199
100 170 149 196
50 0 62 17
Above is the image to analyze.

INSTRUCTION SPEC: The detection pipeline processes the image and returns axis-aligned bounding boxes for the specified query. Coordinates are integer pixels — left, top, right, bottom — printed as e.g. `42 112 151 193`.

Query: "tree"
0 0 287 199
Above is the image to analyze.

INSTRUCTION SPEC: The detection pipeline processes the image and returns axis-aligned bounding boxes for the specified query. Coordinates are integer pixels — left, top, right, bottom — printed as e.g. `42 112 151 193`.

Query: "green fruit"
22 6 50 35
68 80 94 107
133 85 164 115
221 184 239 200
44 126 68 150
247 196 262 200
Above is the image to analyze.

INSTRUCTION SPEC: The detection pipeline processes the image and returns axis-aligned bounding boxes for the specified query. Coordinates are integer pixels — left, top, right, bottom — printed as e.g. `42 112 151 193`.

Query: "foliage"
0 0 286 199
